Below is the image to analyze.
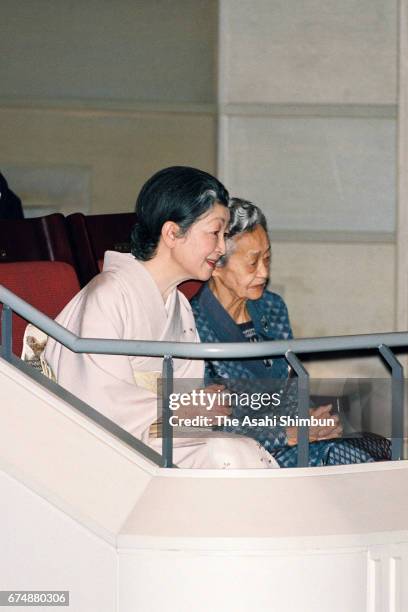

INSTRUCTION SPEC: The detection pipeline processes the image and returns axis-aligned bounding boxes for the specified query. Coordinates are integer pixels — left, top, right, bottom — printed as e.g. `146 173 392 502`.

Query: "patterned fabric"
274 432 390 468
21 324 56 381
191 284 292 383
239 321 273 368
191 284 391 467
191 284 293 452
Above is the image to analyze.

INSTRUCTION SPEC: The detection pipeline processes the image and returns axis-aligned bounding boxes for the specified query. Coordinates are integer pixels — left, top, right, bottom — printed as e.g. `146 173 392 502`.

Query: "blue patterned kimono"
191 284 390 467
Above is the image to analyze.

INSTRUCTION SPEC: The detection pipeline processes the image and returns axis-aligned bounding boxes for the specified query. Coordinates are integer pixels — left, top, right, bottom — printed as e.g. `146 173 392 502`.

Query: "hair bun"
130 222 156 261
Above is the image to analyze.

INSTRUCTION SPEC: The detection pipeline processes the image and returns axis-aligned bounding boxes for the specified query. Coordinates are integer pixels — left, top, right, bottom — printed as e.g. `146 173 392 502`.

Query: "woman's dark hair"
130 166 229 261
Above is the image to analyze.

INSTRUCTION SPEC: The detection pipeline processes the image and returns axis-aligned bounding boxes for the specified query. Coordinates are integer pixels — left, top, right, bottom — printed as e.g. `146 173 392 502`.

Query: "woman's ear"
161 221 181 249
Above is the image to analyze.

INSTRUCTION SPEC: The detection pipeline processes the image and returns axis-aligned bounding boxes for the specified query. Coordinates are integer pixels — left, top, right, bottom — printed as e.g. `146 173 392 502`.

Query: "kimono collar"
102 251 182 342
196 284 272 379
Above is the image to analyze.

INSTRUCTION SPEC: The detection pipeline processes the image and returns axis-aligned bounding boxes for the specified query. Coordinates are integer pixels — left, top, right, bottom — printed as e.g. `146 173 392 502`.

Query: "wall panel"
227 116 396 232
224 0 397 104
0 0 217 103
0 107 216 215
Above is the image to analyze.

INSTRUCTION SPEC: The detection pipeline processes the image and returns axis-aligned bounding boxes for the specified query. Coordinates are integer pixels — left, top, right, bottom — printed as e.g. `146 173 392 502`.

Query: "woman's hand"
286 404 343 447
176 384 232 425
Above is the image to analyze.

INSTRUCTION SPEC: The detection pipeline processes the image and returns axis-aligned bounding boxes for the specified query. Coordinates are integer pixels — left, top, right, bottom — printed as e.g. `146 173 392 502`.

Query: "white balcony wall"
2 358 408 612
0 470 117 612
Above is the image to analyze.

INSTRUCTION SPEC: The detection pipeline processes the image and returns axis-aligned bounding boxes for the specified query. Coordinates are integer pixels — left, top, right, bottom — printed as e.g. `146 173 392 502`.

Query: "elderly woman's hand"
176 384 232 425
286 404 343 447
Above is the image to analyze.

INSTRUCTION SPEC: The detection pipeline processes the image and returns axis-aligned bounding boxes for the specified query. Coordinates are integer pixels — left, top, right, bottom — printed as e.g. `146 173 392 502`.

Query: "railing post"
162 355 174 468
285 351 310 467
378 344 404 460
0 305 12 361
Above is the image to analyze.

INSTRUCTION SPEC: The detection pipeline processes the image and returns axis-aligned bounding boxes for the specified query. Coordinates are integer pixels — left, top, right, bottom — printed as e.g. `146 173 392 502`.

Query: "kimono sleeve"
45 277 159 443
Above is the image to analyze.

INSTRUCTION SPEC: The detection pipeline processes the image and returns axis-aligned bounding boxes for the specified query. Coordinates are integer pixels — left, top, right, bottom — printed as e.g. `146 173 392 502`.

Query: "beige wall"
224 0 396 105
271 242 395 339
0 0 217 103
218 0 398 368
0 106 216 215
0 0 218 216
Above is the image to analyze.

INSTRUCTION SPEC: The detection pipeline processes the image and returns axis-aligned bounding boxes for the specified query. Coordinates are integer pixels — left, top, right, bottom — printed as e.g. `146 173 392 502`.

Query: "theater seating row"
0 212 201 354
0 212 137 286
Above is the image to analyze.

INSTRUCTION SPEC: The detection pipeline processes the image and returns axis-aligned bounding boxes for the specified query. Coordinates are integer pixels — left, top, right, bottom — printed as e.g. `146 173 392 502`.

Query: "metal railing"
0 284 405 467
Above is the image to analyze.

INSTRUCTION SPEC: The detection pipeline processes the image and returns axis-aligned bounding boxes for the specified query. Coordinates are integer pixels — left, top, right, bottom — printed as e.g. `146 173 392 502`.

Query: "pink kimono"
44 252 276 469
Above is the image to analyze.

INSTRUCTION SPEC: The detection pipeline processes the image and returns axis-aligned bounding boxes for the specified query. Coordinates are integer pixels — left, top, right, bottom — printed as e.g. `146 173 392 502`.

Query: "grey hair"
217 197 268 267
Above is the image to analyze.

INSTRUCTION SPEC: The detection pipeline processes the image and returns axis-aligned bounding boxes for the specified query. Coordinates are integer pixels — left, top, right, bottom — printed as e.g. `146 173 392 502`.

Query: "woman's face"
174 202 230 281
212 224 271 300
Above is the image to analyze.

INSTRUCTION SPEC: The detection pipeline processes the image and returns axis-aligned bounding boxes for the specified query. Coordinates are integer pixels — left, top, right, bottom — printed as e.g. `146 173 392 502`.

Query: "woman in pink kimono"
44 166 276 469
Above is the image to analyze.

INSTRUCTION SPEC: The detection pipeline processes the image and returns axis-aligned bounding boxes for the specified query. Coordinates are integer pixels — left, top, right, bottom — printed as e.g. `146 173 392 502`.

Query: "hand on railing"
286 405 343 447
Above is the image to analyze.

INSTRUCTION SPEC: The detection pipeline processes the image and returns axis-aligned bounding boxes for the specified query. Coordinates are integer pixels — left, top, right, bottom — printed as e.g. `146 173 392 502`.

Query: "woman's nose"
217 232 227 256
257 259 269 278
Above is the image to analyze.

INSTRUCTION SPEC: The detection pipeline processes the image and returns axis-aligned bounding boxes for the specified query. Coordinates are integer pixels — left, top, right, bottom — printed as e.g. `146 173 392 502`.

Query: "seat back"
0 261 80 355
0 213 75 265
178 280 203 300
66 212 137 286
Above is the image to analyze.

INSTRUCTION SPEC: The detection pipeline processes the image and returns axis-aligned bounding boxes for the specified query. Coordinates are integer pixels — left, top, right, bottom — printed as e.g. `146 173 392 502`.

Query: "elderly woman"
191 198 391 467
44 170 277 469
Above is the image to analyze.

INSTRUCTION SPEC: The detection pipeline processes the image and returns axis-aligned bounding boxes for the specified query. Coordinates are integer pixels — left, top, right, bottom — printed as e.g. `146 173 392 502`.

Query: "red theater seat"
66 212 137 286
0 261 80 355
0 214 75 265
